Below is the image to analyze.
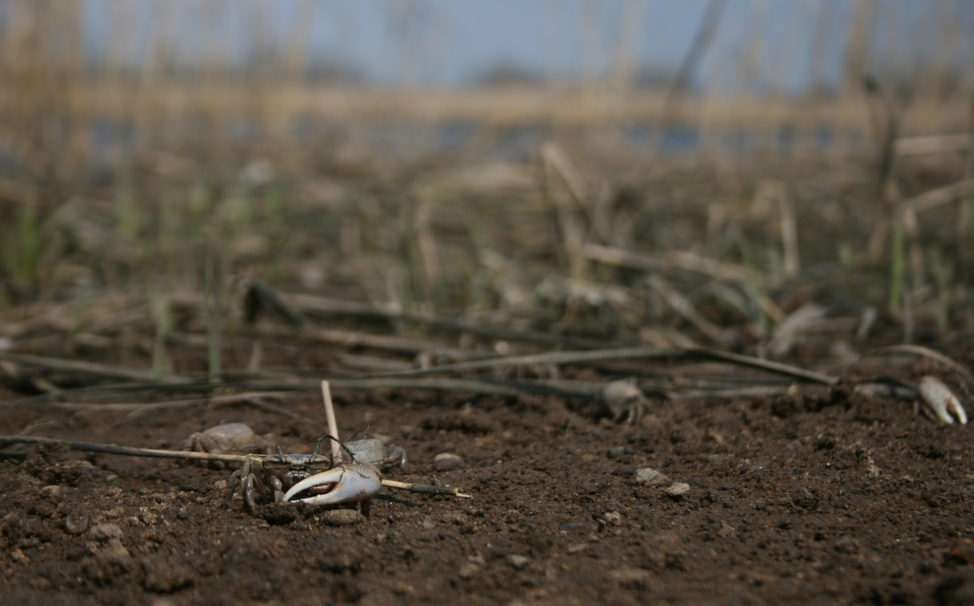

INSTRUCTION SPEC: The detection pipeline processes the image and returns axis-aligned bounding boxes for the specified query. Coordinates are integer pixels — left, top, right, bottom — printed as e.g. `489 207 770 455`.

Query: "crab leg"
283 460 382 505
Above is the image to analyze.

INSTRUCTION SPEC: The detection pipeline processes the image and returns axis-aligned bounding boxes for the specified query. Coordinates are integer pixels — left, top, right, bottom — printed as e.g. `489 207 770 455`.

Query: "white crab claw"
919 376 968 426
283 461 382 505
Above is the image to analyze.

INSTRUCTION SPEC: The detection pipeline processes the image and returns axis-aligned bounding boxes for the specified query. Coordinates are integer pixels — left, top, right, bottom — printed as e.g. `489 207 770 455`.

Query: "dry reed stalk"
320 380 340 460
903 178 974 214
896 134 971 156
414 199 440 305
611 0 645 94
582 243 773 289
0 351 191 384
778 186 800 279
541 142 587 280
649 276 725 343
239 326 448 357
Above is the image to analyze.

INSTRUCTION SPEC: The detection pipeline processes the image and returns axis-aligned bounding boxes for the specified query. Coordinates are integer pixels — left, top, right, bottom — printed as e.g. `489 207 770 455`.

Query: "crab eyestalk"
283 460 382 505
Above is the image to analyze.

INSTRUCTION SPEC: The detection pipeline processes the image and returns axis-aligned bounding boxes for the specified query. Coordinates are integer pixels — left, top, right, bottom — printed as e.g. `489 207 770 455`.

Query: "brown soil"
2 347 974 606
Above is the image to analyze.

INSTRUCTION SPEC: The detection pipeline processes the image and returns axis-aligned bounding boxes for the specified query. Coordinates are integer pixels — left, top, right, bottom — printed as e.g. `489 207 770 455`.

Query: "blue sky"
81 0 716 85
182 0 712 86
286 0 711 85
76 0 974 94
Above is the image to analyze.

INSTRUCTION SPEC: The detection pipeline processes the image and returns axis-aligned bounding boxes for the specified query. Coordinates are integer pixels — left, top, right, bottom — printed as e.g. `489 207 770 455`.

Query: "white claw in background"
919 376 968 425
283 461 382 505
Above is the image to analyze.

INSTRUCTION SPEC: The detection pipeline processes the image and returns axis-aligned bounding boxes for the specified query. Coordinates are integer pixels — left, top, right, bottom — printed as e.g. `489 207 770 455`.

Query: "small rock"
506 555 530 570
433 452 464 471
606 447 636 459
82 539 133 584
458 562 479 579
64 511 90 535
603 511 622 525
103 539 130 559
89 523 123 541
486 539 513 559
319 509 365 527
635 467 670 487
608 567 651 586
40 485 63 501
716 522 736 538
664 483 690 498
792 487 819 511
705 429 726 445
139 510 161 525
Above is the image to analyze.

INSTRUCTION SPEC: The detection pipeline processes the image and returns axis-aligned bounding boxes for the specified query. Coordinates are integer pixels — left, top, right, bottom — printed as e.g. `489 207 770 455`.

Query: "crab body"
181 423 269 454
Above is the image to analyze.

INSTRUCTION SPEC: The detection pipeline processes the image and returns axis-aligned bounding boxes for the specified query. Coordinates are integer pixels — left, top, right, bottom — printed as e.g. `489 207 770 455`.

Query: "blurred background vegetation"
0 0 972 372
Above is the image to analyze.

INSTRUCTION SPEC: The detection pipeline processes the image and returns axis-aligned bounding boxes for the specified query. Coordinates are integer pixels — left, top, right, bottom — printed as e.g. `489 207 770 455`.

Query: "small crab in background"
601 379 648 424
340 435 406 473
179 423 272 463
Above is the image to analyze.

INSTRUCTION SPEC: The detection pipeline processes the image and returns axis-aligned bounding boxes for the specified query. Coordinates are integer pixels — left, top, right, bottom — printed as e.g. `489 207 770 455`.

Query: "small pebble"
40 485 63 501
458 561 480 579
635 467 670 487
603 511 622 525
664 483 690 498
606 447 636 459
716 522 736 538
432 453 464 471
506 555 530 570
89 522 123 541
64 511 90 535
140 510 161 525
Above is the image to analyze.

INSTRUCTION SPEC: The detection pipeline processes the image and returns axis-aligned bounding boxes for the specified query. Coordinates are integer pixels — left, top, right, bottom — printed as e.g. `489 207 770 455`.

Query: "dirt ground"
2 343 974 606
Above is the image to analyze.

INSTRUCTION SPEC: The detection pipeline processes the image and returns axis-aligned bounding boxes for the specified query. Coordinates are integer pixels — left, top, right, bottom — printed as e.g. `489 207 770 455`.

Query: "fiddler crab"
225 434 406 516
180 423 272 467
601 379 648 425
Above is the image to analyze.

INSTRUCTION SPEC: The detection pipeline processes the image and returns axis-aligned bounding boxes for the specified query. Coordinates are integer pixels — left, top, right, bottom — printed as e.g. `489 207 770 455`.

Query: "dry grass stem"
321 380 340 460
